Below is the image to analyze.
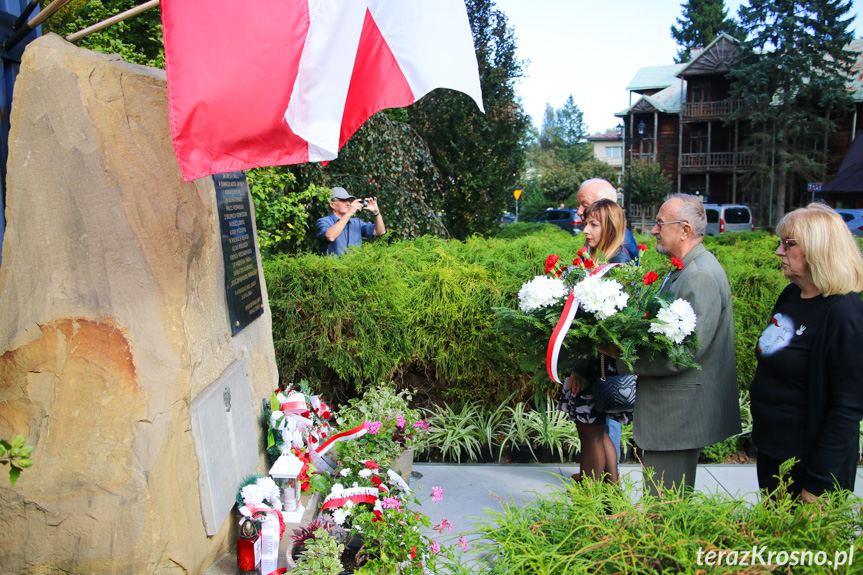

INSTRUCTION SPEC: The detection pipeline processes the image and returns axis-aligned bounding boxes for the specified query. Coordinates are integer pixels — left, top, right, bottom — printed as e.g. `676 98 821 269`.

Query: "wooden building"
617 34 863 220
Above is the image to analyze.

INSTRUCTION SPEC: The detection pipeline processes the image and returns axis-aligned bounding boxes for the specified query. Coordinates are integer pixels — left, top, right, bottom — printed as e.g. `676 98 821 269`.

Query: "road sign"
513 189 522 200
807 183 822 192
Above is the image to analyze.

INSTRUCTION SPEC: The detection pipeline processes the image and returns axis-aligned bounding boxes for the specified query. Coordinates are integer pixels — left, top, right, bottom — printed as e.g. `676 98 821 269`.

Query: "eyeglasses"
777 238 798 250
654 219 687 227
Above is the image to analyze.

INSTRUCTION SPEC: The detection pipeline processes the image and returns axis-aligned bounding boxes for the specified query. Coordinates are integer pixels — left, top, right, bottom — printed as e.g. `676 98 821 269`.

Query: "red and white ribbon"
320 486 381 510
280 391 307 414
315 423 367 457
546 263 618 384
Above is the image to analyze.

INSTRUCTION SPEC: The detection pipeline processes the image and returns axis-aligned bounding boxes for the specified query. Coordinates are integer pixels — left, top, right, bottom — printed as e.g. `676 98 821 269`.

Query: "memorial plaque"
190 360 258 535
214 172 264 335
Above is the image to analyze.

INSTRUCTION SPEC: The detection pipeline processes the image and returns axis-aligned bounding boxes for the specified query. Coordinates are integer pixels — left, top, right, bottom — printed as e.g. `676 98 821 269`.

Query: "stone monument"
0 34 279 573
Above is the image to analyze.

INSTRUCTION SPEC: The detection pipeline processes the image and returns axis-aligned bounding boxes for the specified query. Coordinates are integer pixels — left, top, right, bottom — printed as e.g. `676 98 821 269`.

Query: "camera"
359 199 368 208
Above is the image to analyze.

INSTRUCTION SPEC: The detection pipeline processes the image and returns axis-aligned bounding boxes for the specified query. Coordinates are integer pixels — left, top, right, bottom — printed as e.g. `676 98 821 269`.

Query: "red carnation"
301 410 310 418
637 244 648 251
577 246 587 257
371 475 382 486
372 510 384 523
322 411 331 420
301 480 310 492
643 271 659 285
645 313 650 319
573 258 583 266
671 257 684 270
365 461 379 470
545 254 560 274
583 258 595 269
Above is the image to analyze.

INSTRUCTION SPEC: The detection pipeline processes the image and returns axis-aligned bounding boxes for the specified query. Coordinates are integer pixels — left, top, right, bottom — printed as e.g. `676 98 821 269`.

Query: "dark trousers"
641 448 701 497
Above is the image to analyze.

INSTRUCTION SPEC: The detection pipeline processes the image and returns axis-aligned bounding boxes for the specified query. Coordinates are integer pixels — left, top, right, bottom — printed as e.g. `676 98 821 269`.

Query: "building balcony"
680 152 756 170
629 153 655 164
681 100 741 120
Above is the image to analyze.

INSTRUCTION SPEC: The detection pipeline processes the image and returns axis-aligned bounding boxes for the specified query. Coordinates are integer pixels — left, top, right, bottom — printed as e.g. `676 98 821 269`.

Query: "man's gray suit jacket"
626 242 742 450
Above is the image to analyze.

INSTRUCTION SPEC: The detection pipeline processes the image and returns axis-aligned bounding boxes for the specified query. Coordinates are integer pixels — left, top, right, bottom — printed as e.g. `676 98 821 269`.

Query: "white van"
703 204 754 235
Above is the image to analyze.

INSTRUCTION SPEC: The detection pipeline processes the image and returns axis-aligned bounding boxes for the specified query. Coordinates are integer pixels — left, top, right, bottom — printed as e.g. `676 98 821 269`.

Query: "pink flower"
382 497 401 511
432 486 443 502
434 518 454 533
430 539 440 555
458 536 468 552
413 420 430 431
364 420 383 435
396 414 406 429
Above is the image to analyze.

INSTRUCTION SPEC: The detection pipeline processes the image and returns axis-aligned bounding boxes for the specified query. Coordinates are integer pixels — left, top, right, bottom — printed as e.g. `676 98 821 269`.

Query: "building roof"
626 64 687 93
586 131 623 141
823 133 863 193
677 33 741 78
615 83 683 116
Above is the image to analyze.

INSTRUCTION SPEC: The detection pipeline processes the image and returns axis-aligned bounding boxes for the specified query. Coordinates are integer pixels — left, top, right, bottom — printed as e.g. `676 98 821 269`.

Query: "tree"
407 0 531 239
42 0 164 67
730 0 856 224
538 96 590 165
623 162 672 207
671 0 741 63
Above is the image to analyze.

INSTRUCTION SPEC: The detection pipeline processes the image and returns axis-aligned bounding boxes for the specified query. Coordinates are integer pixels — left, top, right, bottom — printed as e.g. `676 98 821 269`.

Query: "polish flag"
161 0 484 182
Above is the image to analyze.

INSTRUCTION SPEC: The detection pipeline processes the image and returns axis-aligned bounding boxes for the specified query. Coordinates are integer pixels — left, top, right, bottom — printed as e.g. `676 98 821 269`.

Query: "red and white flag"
161 0 484 181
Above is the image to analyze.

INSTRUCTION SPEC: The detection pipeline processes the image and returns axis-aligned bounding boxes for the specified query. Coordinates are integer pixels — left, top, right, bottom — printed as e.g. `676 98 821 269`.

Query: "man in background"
316 187 386 256
576 178 639 261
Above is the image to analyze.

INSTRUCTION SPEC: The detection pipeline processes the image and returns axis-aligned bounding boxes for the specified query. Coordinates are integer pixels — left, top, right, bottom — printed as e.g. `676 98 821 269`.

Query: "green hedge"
263 228 812 406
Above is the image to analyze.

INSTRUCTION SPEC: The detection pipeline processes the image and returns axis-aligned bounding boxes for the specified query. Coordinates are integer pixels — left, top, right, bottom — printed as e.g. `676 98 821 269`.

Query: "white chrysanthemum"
571 276 629 320
518 276 568 313
358 469 372 479
332 508 349 525
269 410 284 429
649 298 697 343
340 468 352 477
256 477 281 507
330 483 345 497
241 484 264 506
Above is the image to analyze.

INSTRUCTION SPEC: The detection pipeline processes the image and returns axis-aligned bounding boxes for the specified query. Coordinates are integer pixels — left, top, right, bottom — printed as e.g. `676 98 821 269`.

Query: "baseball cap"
330 187 355 201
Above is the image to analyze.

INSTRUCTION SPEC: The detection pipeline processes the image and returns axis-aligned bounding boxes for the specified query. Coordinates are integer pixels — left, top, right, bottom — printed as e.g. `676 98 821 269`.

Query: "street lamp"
615 123 624 138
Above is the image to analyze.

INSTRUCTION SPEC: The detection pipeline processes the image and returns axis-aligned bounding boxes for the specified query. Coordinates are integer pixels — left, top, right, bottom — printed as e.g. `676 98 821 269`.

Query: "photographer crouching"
316 187 386 256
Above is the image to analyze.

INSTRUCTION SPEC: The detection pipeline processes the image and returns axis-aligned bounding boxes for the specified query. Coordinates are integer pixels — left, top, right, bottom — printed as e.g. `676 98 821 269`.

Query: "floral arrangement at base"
334 383 431 465
496 248 700 379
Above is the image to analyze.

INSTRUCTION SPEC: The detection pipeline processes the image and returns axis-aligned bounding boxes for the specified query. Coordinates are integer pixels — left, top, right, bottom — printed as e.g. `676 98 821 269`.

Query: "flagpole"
2 0 75 53
66 0 160 42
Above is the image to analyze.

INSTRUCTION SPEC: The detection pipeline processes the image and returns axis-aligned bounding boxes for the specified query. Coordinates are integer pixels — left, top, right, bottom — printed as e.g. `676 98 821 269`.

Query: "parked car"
499 211 516 225
835 208 863 237
532 208 583 235
703 203 754 235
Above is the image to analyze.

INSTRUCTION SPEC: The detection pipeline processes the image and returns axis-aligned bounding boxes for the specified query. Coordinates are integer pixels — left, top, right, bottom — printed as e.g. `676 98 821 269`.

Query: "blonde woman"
750 203 863 502
559 199 634 483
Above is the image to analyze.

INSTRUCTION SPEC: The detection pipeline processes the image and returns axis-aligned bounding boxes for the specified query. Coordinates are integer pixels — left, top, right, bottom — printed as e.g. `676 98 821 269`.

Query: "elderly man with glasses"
316 187 386 256
605 193 741 495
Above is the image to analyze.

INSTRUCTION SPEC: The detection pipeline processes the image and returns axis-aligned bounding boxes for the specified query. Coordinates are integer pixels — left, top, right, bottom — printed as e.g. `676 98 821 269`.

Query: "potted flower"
334 383 430 476
291 528 344 575
348 486 456 575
